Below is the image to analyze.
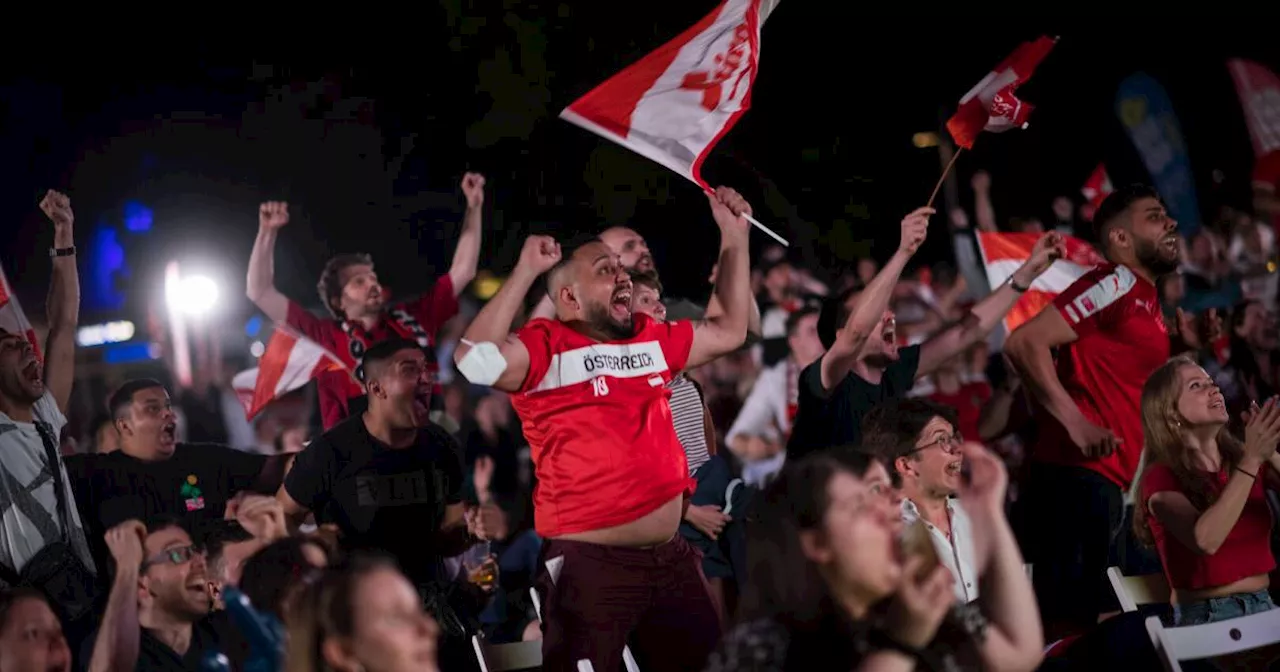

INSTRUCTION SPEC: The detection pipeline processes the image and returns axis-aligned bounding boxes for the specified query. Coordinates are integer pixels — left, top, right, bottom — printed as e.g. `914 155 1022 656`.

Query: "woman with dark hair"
0 588 71 672
239 535 334 623
286 554 440 672
1133 354 1280 625
705 450 957 671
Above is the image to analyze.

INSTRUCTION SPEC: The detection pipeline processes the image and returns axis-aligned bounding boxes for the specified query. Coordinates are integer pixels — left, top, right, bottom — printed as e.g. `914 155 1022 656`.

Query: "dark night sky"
3 8 1278 329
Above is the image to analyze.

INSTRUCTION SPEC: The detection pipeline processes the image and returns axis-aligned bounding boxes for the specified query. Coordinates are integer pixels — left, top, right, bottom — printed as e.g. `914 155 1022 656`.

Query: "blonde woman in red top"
1133 354 1280 626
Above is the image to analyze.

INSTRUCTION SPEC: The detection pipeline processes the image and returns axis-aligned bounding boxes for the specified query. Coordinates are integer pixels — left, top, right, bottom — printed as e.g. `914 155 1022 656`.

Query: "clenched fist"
462 172 486 210
259 201 289 231
898 207 934 256
40 190 74 230
518 235 562 275
708 186 752 235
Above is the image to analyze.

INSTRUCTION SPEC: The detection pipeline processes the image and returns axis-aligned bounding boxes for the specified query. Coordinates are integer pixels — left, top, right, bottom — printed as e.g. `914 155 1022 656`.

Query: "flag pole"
926 146 964 209
744 213 790 247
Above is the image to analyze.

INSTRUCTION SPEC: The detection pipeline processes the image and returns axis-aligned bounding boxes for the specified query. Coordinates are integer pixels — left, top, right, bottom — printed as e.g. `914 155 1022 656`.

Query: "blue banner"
1116 73 1202 235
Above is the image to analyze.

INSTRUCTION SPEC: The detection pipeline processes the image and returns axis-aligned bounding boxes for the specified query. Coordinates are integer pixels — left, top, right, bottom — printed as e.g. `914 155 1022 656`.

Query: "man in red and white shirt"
245 173 485 429
455 187 754 672
1005 184 1187 639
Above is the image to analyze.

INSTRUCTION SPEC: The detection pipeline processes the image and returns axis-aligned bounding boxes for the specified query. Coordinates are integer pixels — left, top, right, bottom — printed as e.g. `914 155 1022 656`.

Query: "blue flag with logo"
1115 73 1202 235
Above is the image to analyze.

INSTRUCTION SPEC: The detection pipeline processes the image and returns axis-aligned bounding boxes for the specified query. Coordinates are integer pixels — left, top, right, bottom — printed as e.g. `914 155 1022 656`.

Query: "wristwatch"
49 246 76 258
1008 276 1030 293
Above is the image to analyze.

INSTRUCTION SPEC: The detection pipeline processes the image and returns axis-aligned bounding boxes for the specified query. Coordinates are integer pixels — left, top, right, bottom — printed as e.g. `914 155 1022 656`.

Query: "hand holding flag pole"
704 187 789 246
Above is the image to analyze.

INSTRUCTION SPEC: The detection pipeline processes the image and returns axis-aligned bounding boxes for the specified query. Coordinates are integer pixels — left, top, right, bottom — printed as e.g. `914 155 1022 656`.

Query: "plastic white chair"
1107 566 1171 613
1145 608 1280 671
471 636 542 672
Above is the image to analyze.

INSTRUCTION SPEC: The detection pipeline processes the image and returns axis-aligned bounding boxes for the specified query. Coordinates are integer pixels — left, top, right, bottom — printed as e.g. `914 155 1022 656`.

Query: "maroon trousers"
537 535 720 672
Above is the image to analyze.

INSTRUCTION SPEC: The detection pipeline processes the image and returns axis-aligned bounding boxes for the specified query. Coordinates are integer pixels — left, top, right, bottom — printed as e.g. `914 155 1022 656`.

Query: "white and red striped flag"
1228 59 1280 158
0 263 43 362
232 328 347 420
976 231 1105 333
946 36 1057 150
1081 163 1114 212
560 0 778 189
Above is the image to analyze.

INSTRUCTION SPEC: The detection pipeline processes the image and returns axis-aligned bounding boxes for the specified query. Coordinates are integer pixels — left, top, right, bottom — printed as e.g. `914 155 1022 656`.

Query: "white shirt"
901 497 979 603
0 392 96 576
725 359 790 446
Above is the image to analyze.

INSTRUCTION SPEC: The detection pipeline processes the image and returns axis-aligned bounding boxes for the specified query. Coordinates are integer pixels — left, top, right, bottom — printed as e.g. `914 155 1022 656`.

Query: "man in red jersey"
1005 184 1194 639
454 187 753 672
245 173 486 429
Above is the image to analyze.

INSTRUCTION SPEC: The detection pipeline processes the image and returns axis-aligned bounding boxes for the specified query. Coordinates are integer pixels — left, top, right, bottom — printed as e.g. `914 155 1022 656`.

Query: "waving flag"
0 263 42 362
946 36 1057 150
1228 59 1280 158
560 0 779 188
1081 163 1114 212
1116 73 1202 234
233 328 347 420
976 231 1105 333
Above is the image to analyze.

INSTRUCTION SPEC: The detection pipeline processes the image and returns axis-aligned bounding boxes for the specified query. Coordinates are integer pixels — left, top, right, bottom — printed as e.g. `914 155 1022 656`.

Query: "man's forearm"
47 226 78 330
462 267 537 345
88 567 140 672
846 250 910 338
1006 341 1079 424
246 228 277 301
448 207 483 292
707 233 751 336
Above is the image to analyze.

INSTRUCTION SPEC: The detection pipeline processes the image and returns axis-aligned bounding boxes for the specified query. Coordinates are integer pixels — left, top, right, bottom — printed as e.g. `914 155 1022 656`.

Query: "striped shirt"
668 375 711 474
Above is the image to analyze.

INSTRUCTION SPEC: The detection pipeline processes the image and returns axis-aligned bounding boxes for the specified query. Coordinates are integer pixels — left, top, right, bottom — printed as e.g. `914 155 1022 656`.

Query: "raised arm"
448 172 486 296
38 191 79 413
819 207 931 391
917 232 1064 378
246 201 291 323
704 262 763 342
686 188 753 370
88 521 144 672
455 236 562 392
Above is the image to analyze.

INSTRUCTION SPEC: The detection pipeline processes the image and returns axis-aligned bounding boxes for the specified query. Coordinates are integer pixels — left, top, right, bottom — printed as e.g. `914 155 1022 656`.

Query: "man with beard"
786 208 1064 459
246 173 486 430
0 191 98 640
1004 184 1189 639
454 187 754 672
278 338 486 669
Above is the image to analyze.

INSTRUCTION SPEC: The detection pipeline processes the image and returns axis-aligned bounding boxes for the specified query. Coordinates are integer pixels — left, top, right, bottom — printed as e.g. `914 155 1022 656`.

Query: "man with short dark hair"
1003 185 1200 638
245 173 486 429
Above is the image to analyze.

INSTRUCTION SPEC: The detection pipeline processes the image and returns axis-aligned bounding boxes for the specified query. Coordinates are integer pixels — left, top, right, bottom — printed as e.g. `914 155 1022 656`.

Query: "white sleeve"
725 364 785 445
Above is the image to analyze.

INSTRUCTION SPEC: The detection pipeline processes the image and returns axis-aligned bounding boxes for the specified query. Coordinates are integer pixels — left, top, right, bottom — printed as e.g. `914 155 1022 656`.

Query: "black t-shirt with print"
64 445 270 576
284 416 464 587
786 345 922 461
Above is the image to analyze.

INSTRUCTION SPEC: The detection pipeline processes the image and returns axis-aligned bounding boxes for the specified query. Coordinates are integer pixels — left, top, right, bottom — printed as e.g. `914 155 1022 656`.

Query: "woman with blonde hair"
1133 354 1280 625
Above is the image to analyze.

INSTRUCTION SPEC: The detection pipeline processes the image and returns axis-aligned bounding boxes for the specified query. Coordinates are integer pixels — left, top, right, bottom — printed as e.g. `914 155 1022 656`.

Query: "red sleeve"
285 300 340 349
1140 463 1182 505
1052 265 1139 338
403 275 460 338
644 316 695 374
1253 150 1280 190
514 319 556 393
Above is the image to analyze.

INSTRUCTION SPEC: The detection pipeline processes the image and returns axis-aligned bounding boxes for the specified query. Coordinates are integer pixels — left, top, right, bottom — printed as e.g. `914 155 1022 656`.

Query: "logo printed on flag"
945 36 1057 150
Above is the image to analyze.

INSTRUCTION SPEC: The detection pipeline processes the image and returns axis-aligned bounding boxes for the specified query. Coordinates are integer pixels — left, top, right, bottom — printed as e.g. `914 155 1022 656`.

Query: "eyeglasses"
141 544 201 571
909 432 964 456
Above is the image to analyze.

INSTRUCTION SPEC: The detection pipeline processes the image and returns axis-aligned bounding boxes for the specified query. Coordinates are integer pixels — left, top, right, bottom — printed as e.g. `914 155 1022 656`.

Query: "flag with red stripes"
946 36 1056 150
0 263 43 362
1080 163 1114 212
976 231 1105 332
559 0 780 188
232 328 348 420
1228 59 1280 158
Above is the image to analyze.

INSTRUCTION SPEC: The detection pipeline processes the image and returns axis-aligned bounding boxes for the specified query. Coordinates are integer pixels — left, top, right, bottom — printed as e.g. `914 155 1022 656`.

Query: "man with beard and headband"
246 173 487 430
279 338 487 669
1004 184 1204 639
455 187 755 672
787 207 1065 460
0 191 98 642
64 379 290 577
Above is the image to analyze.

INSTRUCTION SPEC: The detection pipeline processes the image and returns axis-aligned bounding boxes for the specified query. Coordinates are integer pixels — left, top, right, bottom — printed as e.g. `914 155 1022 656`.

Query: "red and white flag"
1081 163 1114 211
232 328 347 420
560 0 779 189
1228 59 1280 158
976 231 1105 333
0 263 43 362
946 36 1057 150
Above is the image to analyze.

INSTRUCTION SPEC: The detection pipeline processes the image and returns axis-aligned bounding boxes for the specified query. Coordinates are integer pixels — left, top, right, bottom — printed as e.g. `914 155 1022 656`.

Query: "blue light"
103 342 159 364
123 201 153 232
244 315 264 338
86 223 127 312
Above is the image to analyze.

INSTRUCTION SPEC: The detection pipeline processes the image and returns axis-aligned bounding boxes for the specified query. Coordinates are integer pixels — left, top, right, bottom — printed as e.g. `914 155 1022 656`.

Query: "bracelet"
49 246 76 258
1009 277 1030 293
1235 465 1258 479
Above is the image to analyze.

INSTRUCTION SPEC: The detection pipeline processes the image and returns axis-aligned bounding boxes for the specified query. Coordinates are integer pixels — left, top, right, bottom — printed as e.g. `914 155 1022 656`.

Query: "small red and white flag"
1081 163 1114 211
946 36 1057 150
1228 59 1280 158
232 328 347 420
0 263 43 362
560 0 779 189
976 231 1105 333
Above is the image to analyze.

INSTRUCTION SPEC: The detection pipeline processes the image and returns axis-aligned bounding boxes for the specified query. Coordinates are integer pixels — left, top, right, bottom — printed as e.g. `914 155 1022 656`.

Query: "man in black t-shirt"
787 212 1064 460
278 338 484 590
65 379 288 577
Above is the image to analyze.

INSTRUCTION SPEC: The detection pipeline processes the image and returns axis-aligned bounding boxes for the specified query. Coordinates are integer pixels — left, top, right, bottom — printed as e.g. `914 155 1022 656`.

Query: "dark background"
3 8 1278 327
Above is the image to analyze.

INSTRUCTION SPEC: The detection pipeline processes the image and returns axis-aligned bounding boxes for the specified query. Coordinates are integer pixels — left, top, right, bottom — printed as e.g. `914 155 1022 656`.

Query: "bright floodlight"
167 275 220 316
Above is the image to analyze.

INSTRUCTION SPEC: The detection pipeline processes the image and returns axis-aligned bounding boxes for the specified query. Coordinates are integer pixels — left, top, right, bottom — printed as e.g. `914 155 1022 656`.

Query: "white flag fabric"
0 263 42 362
560 0 778 188
233 328 347 420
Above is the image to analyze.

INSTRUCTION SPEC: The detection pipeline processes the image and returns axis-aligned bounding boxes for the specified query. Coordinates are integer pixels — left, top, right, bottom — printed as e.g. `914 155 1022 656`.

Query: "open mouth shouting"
412 387 432 424
21 358 42 390
160 421 178 448
880 317 900 358
610 288 633 322
1160 234 1180 257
